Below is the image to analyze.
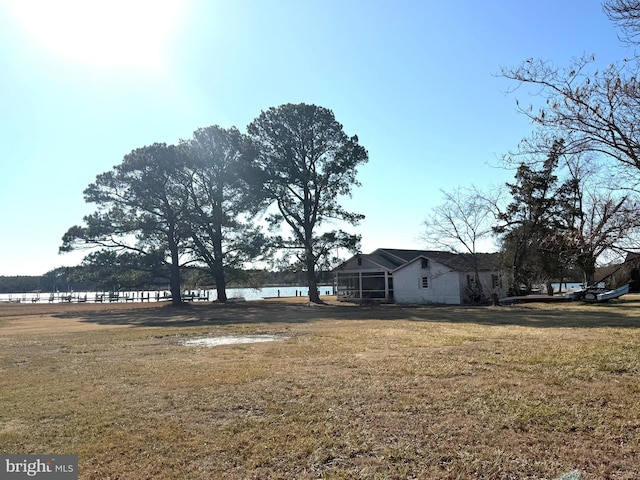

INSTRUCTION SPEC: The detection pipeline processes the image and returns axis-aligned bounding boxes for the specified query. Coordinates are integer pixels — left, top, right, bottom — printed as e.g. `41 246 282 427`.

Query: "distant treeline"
0 268 335 294
0 275 54 294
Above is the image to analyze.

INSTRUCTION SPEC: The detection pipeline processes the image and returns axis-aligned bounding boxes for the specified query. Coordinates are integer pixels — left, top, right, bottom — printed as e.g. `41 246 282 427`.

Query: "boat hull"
582 284 630 303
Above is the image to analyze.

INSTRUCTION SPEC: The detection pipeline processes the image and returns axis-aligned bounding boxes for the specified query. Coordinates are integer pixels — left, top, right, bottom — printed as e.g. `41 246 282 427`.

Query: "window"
421 276 429 288
421 258 430 269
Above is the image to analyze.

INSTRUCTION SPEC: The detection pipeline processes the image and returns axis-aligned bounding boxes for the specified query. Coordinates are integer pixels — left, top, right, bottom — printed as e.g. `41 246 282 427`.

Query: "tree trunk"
583 268 596 286
167 232 184 306
472 256 484 302
212 191 227 303
306 270 321 303
580 252 597 286
168 263 183 306
212 257 227 303
304 245 321 303
558 270 565 294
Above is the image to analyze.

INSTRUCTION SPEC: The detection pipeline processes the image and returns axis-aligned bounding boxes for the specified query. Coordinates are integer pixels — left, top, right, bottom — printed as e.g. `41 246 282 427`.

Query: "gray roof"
335 248 504 273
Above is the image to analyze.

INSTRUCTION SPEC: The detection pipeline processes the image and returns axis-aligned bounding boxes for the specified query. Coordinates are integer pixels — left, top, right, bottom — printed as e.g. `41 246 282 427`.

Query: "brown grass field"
1 296 639 479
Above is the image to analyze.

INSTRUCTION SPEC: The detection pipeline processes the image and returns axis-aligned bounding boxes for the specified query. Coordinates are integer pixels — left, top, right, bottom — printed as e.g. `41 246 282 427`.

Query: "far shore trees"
70 250 166 292
247 103 368 303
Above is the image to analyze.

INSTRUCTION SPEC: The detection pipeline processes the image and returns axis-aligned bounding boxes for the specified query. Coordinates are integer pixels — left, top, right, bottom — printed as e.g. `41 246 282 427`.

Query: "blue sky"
0 0 627 276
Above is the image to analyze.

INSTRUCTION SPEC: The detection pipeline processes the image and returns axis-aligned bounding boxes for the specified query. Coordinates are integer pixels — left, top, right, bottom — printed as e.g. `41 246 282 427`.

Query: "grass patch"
1 297 640 478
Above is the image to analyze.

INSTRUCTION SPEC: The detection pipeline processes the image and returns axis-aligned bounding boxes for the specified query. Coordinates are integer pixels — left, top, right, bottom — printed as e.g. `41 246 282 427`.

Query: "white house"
334 248 508 305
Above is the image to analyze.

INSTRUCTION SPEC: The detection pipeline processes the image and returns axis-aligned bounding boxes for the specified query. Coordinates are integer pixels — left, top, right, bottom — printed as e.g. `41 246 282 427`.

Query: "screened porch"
335 271 394 302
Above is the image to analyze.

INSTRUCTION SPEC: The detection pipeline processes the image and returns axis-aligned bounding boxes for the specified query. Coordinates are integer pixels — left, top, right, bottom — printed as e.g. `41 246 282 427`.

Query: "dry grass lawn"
1 296 639 479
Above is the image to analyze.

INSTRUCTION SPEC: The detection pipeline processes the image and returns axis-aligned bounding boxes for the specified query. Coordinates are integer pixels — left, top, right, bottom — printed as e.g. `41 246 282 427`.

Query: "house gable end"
392 255 446 274
335 254 396 272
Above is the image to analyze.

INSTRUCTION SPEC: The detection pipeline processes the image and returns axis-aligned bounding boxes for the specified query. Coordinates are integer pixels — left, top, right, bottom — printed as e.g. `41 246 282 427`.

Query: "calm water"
0 285 334 304
551 282 585 292
0 283 587 304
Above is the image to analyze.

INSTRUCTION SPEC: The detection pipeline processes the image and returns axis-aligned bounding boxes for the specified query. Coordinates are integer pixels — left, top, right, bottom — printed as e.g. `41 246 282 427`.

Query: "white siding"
393 260 463 304
477 271 509 300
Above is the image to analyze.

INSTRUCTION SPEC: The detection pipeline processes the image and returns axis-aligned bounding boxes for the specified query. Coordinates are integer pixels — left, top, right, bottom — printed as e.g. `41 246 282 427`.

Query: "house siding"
475 271 508 301
392 259 508 305
393 260 463 304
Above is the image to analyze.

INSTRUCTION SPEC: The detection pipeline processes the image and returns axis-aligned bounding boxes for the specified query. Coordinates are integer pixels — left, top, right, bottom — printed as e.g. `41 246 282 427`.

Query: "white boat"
582 284 630 302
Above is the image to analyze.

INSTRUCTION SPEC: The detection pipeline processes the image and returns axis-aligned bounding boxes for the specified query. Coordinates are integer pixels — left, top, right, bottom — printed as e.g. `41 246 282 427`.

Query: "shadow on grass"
51 295 640 330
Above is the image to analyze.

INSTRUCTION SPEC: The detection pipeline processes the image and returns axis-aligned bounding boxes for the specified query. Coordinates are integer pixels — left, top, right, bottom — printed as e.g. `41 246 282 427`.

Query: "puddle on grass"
182 335 289 347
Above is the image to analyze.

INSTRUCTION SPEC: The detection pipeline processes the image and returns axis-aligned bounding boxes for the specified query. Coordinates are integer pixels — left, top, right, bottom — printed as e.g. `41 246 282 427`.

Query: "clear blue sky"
0 0 627 276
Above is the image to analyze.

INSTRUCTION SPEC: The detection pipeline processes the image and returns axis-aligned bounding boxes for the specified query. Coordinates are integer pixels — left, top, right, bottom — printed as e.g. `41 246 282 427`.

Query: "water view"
0 285 335 304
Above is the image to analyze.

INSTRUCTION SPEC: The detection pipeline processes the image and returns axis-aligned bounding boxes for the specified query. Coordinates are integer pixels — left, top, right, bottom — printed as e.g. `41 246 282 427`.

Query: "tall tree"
60 143 189 306
555 147 640 283
569 187 639 283
494 140 573 293
499 3 640 284
503 135 640 287
247 103 368 303
180 125 267 302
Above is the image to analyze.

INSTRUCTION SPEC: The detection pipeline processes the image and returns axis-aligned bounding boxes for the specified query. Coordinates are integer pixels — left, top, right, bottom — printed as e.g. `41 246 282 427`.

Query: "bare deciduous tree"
604 0 640 45
501 55 640 186
498 2 640 286
423 186 500 300
423 186 497 255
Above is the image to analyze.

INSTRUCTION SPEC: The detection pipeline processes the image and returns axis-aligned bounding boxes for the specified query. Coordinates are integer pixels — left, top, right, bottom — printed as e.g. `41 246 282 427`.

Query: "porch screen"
336 272 390 299
336 273 360 299
361 272 387 299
